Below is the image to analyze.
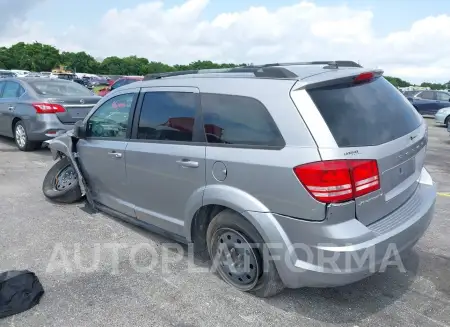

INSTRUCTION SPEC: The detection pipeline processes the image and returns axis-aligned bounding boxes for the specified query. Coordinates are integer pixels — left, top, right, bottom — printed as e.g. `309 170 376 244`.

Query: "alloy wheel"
15 124 27 148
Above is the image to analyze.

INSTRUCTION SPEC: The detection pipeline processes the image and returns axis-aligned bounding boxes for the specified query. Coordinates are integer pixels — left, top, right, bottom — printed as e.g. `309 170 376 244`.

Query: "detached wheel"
14 120 41 151
42 157 82 203
206 209 285 298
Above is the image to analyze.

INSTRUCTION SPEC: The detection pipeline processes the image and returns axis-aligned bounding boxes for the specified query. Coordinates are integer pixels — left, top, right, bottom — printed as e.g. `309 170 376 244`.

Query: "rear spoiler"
293 69 384 91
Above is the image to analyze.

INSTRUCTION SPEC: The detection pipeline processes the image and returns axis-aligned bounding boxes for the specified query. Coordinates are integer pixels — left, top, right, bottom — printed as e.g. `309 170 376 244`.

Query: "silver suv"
42 61 436 297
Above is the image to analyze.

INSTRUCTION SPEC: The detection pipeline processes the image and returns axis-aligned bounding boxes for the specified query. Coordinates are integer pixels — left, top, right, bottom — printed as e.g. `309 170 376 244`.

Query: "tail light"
294 159 380 203
32 103 66 114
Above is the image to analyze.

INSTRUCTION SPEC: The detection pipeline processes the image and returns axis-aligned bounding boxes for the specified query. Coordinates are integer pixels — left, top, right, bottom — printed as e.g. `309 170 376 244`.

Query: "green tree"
6 42 60 71
384 76 411 88
1 41 445 89
420 82 447 90
60 51 99 73
0 47 10 69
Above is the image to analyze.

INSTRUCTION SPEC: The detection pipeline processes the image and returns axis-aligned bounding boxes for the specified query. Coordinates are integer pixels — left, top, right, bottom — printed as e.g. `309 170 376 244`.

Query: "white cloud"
0 0 449 83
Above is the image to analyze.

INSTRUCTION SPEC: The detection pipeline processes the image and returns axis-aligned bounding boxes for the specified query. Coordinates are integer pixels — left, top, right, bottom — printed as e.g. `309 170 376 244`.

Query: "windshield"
29 80 94 97
308 77 422 147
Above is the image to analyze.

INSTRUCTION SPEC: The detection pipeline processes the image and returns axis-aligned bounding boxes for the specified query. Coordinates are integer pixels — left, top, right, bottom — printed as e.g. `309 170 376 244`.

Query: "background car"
89 77 110 87
435 107 450 127
10 69 30 77
26 72 42 78
402 90 420 97
0 77 101 151
97 76 143 96
406 90 450 115
0 70 17 78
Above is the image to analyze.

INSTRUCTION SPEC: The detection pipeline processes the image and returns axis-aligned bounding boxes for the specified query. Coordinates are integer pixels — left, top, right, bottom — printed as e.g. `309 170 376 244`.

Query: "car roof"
130 63 375 91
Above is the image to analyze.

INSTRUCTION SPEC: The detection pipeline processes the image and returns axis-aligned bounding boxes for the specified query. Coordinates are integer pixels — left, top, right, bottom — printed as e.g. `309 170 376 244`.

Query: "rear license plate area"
383 158 415 191
68 107 91 119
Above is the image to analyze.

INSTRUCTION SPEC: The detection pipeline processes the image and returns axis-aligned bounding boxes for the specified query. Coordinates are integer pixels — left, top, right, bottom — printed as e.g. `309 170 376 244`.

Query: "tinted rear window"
28 80 93 97
307 77 422 147
200 93 284 147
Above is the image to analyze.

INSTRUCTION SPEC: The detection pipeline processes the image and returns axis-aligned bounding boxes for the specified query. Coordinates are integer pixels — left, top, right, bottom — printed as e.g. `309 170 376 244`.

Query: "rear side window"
18 86 25 97
2 81 20 98
437 92 450 101
308 77 422 147
200 93 284 147
418 91 435 100
137 92 197 142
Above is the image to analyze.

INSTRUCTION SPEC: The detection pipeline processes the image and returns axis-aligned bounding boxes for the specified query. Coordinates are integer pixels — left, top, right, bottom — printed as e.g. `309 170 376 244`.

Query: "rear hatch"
296 72 426 226
48 96 101 123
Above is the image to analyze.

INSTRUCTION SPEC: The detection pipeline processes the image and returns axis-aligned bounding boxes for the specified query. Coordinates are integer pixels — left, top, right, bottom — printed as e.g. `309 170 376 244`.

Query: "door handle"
107 151 123 158
176 159 199 168
8 106 14 111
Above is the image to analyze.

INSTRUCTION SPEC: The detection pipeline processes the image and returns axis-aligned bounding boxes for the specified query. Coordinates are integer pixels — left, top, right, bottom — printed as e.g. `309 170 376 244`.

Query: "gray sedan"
0 78 101 151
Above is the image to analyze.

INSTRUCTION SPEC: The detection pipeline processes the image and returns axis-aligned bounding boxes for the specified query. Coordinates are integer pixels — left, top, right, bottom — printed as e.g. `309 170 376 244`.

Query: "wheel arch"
185 185 283 254
11 117 21 135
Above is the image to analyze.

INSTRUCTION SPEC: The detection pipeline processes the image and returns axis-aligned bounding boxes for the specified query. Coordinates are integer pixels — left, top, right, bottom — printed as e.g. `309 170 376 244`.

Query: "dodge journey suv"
43 61 436 297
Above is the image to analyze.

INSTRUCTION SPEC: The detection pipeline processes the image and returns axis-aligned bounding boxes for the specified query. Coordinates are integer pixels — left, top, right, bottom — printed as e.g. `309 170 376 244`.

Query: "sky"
1 0 450 84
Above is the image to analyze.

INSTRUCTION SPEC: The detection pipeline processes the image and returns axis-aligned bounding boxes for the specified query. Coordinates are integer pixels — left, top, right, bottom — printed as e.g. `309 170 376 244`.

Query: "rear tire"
206 209 285 298
14 120 41 151
42 157 82 203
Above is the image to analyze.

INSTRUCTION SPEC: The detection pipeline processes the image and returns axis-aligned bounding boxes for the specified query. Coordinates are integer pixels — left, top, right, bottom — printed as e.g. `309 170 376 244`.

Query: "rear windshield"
307 77 422 147
29 80 93 97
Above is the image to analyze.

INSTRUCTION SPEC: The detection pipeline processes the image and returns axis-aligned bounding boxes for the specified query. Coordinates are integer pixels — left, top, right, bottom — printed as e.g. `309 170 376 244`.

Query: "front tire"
42 157 82 203
14 120 41 151
206 209 285 298
445 116 449 128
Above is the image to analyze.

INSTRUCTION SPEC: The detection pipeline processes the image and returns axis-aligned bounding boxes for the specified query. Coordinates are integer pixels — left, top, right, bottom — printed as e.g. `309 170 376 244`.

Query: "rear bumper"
252 167 436 289
23 115 74 141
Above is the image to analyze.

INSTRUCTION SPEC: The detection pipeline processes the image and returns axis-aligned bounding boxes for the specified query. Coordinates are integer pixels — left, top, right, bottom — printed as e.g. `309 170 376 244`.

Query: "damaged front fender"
44 131 88 197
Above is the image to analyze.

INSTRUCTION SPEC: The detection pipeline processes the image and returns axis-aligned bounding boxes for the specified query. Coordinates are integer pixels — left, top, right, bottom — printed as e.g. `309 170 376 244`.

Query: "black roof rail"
142 61 362 80
260 60 362 68
143 66 298 80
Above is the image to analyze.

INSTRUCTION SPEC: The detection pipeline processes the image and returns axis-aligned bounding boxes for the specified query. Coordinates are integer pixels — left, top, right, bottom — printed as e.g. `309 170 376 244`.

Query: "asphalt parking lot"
0 119 449 327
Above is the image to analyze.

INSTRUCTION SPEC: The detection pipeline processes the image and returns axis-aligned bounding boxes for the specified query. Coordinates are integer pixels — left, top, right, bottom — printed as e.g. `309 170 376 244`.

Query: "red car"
97 76 143 96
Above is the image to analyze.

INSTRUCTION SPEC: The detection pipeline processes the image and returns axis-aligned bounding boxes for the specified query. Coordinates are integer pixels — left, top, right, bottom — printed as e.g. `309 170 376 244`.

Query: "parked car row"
96 76 143 96
0 70 17 78
403 89 450 116
35 62 436 298
0 77 101 150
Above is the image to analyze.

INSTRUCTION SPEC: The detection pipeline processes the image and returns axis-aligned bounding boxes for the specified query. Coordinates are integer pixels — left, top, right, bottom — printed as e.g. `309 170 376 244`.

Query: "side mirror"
73 120 86 139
